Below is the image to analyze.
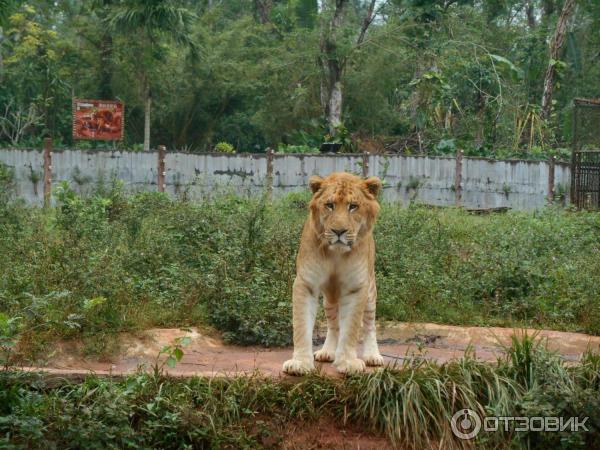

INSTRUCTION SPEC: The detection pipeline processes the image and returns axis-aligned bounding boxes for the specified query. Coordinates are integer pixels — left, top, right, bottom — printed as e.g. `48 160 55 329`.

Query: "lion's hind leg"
314 296 338 362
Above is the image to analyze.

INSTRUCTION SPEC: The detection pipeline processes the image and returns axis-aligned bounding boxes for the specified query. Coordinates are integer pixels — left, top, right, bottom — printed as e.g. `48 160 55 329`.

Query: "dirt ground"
279 418 396 450
20 322 600 378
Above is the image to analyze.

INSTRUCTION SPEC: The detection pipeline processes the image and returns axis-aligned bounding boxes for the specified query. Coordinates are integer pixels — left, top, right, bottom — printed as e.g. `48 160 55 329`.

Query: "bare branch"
0 100 42 146
356 0 378 46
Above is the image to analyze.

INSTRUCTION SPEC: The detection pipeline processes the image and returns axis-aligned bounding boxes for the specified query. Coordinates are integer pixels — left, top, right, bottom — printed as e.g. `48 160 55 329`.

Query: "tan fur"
282 172 384 375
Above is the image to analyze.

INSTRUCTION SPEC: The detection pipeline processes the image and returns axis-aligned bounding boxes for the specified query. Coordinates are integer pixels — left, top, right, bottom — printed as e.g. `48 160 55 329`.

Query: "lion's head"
308 172 382 252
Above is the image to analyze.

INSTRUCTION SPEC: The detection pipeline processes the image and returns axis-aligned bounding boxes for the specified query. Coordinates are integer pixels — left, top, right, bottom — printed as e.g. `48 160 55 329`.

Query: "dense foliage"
1 1 599 157
0 335 599 449
1 170 599 359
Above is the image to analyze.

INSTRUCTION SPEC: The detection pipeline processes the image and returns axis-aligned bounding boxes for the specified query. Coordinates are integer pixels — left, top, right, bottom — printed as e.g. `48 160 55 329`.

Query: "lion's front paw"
282 358 315 376
362 353 385 367
334 358 366 374
314 348 335 362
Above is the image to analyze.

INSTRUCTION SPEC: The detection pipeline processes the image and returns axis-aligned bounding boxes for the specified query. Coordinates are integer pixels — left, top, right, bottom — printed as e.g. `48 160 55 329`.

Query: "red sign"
73 99 124 140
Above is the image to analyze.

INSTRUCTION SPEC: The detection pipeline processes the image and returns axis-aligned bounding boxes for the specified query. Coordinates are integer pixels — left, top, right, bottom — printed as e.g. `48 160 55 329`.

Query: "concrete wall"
0 148 570 209
165 152 269 199
271 154 365 196
1 148 46 205
369 155 458 206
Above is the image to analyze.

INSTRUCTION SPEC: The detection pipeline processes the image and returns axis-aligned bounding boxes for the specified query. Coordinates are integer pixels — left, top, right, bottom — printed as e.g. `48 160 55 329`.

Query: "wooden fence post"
43 137 52 207
362 151 370 177
547 155 556 204
157 145 166 193
454 149 463 207
266 148 274 201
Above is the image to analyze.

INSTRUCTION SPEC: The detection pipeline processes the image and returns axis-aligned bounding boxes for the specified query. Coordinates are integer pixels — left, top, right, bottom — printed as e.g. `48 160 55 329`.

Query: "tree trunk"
318 0 378 136
356 0 377 46
526 0 536 28
320 61 344 136
328 80 342 131
540 0 576 121
143 79 151 151
254 0 272 24
98 33 113 99
542 0 555 17
409 59 438 140
319 0 348 136
474 91 485 147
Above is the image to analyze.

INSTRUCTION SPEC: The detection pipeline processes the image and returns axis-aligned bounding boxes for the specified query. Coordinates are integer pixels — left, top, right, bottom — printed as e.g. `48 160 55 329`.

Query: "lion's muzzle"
326 228 355 249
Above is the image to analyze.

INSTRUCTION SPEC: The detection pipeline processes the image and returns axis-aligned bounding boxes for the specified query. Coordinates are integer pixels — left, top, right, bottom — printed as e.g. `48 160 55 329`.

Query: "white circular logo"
451 409 482 440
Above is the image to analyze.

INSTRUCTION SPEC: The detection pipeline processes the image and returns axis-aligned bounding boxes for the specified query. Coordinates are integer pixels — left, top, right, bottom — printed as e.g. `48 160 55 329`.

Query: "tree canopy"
0 0 598 157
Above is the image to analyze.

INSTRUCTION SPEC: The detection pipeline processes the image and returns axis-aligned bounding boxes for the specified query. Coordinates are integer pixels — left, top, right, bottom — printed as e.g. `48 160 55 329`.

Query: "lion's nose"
331 228 348 237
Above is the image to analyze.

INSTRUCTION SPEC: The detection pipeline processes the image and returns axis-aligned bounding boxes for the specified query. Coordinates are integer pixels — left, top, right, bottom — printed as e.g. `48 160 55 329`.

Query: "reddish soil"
280 418 396 450
19 322 600 378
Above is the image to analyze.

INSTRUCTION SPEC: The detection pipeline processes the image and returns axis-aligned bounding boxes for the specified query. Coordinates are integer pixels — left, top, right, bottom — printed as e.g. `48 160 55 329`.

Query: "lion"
282 172 384 375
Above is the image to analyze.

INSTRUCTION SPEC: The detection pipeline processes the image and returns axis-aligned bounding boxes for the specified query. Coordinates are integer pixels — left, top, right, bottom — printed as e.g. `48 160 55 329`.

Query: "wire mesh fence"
571 99 600 209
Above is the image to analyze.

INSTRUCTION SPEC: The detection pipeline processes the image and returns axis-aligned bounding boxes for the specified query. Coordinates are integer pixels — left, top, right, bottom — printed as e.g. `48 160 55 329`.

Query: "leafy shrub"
498 333 600 449
324 123 355 152
0 162 15 204
0 312 22 367
214 141 235 153
433 138 456 154
276 144 319 154
203 199 299 346
0 186 599 356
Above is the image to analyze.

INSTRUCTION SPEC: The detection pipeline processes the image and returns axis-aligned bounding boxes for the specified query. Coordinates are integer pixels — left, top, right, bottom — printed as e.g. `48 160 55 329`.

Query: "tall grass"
1 334 599 449
0 172 599 357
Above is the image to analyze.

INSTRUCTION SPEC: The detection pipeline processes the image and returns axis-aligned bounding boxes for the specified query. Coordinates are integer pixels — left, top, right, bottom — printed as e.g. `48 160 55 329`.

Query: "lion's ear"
363 177 382 197
309 175 323 194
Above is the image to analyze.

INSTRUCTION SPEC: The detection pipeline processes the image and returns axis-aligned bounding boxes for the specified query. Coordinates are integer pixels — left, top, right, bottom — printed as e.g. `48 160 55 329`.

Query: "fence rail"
0 144 570 210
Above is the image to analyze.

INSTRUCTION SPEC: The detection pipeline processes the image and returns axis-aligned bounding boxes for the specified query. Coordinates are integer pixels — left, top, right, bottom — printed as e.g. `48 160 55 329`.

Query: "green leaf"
174 348 184 361
165 356 177 368
83 296 106 311
179 337 191 346
489 54 522 78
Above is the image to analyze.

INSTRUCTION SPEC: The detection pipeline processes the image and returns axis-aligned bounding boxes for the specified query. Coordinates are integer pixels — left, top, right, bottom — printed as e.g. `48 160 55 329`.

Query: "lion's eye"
325 202 335 210
349 203 358 212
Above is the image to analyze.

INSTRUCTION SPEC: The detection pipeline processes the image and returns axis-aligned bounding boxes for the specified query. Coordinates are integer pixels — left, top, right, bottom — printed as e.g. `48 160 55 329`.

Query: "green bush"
276 144 319 154
214 141 235 153
0 335 599 449
0 182 599 355
374 205 600 333
0 162 15 204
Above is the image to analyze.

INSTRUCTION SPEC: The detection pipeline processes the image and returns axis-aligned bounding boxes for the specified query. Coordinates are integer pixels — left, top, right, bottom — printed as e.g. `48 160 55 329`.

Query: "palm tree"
106 0 195 151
